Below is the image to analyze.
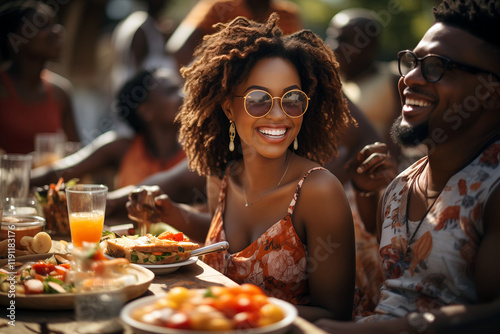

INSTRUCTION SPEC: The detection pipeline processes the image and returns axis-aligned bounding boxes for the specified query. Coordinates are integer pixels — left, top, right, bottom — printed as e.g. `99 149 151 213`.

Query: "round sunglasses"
234 89 310 118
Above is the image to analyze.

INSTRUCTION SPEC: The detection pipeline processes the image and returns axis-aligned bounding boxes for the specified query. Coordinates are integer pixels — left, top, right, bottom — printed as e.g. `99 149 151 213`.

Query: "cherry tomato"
233 311 260 329
166 312 191 330
239 283 265 296
251 294 269 310
212 293 238 318
235 294 259 313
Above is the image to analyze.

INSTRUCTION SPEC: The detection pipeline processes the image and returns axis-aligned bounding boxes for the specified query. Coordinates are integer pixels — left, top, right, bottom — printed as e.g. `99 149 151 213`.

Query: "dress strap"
0 72 19 100
40 70 55 102
287 167 329 215
217 167 232 213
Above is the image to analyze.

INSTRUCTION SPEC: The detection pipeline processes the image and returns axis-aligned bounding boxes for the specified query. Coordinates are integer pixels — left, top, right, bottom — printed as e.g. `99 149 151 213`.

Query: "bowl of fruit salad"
120 284 297 334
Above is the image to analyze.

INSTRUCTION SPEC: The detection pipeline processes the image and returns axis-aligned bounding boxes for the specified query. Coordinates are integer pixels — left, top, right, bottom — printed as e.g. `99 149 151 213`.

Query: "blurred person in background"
110 0 178 96
31 68 204 216
0 0 79 154
325 10 401 319
326 8 402 164
165 0 303 68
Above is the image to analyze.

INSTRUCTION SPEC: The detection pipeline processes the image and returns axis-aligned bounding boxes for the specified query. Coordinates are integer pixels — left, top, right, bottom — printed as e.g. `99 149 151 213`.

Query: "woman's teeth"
258 128 286 137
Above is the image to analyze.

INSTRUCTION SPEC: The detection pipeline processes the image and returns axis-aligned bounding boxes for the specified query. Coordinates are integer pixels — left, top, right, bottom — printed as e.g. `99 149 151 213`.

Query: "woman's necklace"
405 162 442 255
243 152 292 207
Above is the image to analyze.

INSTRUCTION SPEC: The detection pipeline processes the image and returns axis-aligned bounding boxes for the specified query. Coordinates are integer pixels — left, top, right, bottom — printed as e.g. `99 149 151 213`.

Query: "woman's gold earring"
229 121 235 152
293 137 298 150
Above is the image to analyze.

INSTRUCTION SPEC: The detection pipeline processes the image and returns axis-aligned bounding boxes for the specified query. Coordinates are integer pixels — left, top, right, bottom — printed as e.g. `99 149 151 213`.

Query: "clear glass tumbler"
0 154 33 210
65 185 108 247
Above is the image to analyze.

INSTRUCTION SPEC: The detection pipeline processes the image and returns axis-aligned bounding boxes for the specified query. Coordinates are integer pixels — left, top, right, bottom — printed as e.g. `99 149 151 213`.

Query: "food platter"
120 295 298 334
0 253 154 310
104 251 198 275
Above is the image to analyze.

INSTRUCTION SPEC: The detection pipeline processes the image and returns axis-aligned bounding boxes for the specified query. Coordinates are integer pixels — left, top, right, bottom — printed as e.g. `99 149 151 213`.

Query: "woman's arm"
30 131 130 187
47 70 80 142
106 159 207 217
295 170 356 322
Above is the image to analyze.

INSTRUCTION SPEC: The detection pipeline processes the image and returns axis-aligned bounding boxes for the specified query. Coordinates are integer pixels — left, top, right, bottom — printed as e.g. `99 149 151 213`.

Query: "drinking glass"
71 243 124 334
3 197 40 216
65 185 108 247
34 132 66 167
0 154 33 210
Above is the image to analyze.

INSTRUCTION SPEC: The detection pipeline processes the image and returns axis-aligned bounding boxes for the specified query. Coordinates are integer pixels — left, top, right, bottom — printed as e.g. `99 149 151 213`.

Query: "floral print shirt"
367 139 500 319
203 167 327 305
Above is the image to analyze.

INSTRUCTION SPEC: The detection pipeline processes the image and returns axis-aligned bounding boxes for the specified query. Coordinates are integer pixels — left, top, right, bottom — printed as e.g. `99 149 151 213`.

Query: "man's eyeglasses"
398 50 499 83
234 89 310 118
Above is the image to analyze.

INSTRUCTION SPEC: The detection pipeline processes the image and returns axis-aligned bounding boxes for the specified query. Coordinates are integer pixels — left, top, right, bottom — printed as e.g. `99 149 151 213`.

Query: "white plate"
104 251 198 275
121 295 297 334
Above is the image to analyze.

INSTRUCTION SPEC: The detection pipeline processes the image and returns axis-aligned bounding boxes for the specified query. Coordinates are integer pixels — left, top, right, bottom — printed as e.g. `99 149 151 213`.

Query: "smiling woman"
127 13 356 322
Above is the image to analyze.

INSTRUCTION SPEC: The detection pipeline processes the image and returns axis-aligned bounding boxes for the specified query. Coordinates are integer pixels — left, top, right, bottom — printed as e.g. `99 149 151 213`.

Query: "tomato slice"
158 231 186 241
173 232 184 241
158 231 175 240
32 261 55 276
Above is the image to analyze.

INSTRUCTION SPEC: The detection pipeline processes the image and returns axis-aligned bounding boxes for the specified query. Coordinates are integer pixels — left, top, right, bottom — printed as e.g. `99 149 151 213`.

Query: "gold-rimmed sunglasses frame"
234 89 310 119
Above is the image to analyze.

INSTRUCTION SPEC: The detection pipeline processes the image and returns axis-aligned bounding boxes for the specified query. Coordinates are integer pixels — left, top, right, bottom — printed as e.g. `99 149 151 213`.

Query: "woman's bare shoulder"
293 155 344 197
293 156 351 227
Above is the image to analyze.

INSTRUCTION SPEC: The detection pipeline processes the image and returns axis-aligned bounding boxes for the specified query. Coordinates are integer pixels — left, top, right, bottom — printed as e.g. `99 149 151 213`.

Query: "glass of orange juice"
66 185 108 247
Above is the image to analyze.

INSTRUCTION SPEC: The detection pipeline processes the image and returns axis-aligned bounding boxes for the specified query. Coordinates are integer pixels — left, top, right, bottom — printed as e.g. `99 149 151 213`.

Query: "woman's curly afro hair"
177 13 353 177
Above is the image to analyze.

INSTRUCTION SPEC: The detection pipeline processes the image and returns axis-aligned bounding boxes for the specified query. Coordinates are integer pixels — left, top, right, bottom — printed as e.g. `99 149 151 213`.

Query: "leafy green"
43 276 71 293
204 288 215 298
154 252 172 261
35 192 47 204
130 252 139 263
65 178 79 187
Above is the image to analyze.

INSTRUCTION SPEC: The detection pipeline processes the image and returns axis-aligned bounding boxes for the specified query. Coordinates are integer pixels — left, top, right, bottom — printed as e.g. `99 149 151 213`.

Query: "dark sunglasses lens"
246 91 272 117
282 91 308 116
399 52 416 76
422 56 444 82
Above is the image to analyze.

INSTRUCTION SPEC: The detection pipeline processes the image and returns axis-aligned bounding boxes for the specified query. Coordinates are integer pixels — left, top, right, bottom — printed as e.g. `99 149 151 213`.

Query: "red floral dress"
203 167 327 305
359 139 500 321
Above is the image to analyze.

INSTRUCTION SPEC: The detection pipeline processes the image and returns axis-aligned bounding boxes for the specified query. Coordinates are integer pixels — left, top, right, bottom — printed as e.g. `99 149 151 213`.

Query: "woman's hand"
126 185 212 242
345 142 398 194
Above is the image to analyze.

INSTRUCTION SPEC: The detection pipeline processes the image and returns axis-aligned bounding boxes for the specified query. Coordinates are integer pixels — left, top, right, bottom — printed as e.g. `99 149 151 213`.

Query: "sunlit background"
40 0 440 143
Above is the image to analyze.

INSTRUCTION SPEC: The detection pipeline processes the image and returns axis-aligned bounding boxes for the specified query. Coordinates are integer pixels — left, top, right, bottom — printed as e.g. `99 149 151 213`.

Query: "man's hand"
345 142 398 194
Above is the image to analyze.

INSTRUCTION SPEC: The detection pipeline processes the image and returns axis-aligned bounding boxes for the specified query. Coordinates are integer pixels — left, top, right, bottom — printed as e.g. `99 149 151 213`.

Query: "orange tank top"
203 167 327 305
0 71 63 154
116 135 187 188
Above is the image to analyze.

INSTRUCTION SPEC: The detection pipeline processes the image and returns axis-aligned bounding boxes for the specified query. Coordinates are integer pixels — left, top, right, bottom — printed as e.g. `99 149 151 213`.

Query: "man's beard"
390 115 429 148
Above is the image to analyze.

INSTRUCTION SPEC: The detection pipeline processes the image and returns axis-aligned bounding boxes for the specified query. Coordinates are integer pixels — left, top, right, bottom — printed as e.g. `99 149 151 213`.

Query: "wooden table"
1 259 327 334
